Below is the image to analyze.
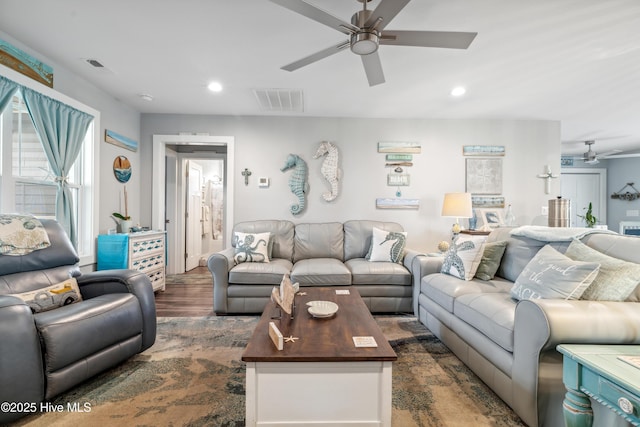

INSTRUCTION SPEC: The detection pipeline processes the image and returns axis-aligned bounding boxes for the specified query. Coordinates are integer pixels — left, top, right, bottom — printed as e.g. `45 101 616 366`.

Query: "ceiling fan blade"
281 41 350 72
601 152 640 159
364 0 411 31
380 30 477 49
361 52 385 86
598 149 622 157
269 0 357 34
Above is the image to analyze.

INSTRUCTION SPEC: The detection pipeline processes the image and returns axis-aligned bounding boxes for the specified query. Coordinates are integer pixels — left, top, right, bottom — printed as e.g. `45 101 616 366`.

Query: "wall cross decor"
537 165 559 194
242 168 252 186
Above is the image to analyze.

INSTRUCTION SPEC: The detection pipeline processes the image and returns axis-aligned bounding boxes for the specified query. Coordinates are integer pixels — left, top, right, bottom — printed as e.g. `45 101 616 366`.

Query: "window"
1 92 96 261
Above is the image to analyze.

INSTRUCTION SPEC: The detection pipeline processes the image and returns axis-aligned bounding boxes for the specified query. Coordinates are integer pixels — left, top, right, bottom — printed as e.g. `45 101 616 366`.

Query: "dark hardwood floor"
154 266 215 317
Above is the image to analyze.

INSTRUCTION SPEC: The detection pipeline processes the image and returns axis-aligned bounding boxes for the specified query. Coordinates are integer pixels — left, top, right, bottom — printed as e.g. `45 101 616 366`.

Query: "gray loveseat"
208 220 423 314
0 218 156 423
416 227 640 427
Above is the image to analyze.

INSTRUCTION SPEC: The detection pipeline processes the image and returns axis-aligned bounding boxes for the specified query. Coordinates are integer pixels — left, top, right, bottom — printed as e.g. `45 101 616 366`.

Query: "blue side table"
557 344 640 427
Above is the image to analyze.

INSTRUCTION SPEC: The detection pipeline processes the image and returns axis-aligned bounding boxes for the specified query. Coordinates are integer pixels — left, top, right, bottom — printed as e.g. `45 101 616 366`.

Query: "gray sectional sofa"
208 220 423 314
416 227 640 427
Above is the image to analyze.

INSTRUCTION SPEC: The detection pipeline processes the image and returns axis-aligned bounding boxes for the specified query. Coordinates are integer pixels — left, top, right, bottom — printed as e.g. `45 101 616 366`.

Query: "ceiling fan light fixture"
350 32 379 55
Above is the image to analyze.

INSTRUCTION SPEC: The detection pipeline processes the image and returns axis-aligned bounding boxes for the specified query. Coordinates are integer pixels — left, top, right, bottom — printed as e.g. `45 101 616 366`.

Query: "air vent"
253 88 304 112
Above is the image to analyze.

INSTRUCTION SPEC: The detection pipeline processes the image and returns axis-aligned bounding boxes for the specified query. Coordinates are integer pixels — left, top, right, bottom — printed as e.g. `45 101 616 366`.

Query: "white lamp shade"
442 192 473 218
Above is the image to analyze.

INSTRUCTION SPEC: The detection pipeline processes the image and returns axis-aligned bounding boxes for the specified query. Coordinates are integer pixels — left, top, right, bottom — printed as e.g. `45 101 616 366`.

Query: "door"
560 168 607 227
185 160 203 271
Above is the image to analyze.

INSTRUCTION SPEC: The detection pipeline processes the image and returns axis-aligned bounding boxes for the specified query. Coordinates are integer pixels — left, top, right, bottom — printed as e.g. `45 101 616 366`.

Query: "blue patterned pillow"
441 234 486 280
233 232 270 263
366 227 407 263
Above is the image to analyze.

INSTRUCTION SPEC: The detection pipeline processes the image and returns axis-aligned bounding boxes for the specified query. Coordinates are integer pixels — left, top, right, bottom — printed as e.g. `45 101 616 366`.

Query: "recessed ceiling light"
139 93 153 102
451 86 466 97
207 81 223 92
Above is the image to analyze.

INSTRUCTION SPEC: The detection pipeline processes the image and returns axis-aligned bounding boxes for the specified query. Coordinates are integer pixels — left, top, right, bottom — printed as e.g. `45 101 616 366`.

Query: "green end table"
557 344 640 427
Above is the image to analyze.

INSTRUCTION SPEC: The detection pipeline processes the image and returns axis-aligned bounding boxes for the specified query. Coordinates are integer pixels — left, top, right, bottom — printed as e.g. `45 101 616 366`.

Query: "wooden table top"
242 287 397 363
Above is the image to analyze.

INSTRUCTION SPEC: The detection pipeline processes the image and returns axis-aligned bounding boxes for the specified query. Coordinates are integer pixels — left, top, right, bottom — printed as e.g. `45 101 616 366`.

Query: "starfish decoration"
284 336 299 343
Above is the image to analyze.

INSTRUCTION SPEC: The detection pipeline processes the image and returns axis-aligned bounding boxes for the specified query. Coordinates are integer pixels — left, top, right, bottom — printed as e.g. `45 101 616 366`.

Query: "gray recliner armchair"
0 218 156 423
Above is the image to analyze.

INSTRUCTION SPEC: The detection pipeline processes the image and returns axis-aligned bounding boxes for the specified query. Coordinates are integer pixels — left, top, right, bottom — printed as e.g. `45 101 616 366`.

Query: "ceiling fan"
574 140 624 164
270 0 477 86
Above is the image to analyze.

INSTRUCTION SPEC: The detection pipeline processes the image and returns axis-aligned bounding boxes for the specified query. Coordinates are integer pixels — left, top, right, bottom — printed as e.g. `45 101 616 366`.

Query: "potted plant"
112 212 132 233
578 202 597 228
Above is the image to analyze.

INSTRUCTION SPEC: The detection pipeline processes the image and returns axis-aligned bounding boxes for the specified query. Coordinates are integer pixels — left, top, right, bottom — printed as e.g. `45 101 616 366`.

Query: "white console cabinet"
97 231 166 292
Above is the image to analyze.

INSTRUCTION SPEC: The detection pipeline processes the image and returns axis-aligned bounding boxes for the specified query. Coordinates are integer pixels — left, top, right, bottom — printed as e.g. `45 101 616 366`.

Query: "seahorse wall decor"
281 154 308 215
313 141 340 202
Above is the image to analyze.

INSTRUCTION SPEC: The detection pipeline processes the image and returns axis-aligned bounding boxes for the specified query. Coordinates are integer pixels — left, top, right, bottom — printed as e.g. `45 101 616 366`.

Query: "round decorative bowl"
306 300 339 318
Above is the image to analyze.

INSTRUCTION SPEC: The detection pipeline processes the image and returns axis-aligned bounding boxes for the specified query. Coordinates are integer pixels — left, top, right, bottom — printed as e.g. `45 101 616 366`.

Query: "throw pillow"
12 277 82 313
475 240 508 281
441 235 487 280
0 214 51 255
564 238 640 301
511 245 600 301
233 232 270 263
366 227 407 263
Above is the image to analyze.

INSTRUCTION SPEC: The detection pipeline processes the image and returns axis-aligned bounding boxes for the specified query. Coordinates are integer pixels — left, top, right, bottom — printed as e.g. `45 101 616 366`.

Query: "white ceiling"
2 0 640 156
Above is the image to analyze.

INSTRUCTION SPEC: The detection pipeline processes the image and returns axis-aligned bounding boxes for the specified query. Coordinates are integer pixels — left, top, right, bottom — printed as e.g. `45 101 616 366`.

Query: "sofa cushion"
34 293 143 372
564 238 640 301
233 232 271 263
421 273 513 313
441 235 487 280
293 223 344 262
453 292 516 352
487 227 565 282
343 220 404 260
510 245 600 301
291 258 351 285
233 220 294 261
366 227 407 263
229 258 293 284
475 240 508 281
346 258 411 285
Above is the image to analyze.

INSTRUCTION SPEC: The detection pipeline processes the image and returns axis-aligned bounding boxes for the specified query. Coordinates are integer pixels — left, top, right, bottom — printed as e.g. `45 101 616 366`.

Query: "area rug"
14 316 525 427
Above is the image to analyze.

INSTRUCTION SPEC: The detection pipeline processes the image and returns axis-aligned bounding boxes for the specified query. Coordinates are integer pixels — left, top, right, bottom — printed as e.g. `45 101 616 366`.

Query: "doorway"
560 168 607 227
152 135 235 275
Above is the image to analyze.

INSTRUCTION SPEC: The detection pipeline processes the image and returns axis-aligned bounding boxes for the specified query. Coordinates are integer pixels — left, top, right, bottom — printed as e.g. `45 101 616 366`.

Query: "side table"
557 344 640 427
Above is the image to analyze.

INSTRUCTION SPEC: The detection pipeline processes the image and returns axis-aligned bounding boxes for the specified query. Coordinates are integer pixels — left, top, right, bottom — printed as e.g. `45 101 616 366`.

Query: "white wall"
141 115 560 252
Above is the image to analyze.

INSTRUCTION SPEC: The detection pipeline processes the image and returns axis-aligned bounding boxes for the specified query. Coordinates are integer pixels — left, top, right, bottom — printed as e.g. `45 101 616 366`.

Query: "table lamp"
442 192 473 231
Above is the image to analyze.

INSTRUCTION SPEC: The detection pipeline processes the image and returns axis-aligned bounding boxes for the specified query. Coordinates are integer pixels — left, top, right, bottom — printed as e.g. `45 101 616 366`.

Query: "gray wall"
1 30 563 253
607 158 640 231
141 115 561 252
563 157 640 230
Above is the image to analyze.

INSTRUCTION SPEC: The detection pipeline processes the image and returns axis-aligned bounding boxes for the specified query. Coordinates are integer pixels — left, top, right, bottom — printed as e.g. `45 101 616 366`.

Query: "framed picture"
472 196 505 208
478 208 504 228
466 158 502 194
462 145 505 156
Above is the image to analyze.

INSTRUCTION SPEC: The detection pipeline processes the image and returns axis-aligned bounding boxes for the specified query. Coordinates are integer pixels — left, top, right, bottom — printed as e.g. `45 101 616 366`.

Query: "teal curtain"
22 87 94 247
0 75 19 113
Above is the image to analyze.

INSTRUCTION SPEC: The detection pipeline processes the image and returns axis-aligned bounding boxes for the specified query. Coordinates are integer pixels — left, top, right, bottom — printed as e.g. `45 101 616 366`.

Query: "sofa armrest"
76 269 156 351
407 253 443 315
516 299 640 351
512 299 640 426
0 296 45 423
208 248 235 314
